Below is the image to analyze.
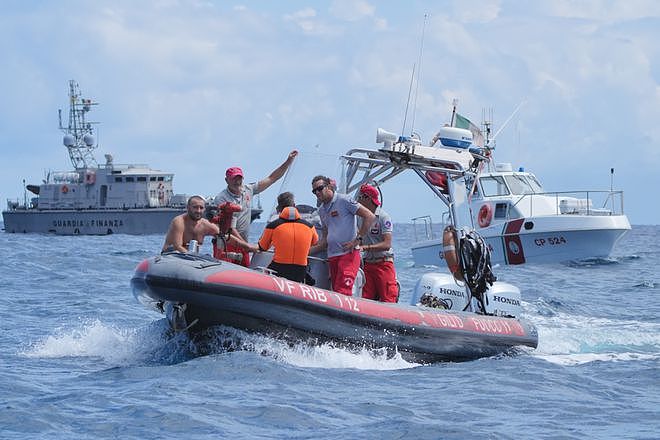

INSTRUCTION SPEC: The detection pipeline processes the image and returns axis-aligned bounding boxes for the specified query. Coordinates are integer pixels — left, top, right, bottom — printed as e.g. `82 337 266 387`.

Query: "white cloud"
426 14 482 58
540 0 660 22
450 0 501 23
1 0 659 224
329 0 375 21
373 17 388 30
283 7 342 36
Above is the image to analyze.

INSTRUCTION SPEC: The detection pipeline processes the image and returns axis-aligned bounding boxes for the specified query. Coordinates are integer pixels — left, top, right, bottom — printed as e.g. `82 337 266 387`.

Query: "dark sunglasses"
312 184 326 195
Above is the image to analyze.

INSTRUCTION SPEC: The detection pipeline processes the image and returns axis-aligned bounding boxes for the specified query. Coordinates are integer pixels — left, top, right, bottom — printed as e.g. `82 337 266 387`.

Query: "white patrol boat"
2 80 261 235
409 113 630 266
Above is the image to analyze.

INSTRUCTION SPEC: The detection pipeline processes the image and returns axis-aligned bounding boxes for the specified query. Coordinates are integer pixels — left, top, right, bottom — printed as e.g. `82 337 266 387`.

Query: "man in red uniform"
357 184 398 302
311 176 375 295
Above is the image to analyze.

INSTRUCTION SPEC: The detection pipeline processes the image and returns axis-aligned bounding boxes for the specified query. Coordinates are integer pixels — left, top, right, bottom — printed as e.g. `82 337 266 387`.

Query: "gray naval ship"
2 80 260 235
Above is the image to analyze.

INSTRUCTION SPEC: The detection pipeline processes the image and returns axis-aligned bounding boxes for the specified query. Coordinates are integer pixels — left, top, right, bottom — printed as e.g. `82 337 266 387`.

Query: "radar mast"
58 80 99 170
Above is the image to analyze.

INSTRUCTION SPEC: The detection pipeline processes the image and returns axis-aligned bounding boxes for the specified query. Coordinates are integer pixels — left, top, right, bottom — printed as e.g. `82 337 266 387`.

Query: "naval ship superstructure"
2 80 190 235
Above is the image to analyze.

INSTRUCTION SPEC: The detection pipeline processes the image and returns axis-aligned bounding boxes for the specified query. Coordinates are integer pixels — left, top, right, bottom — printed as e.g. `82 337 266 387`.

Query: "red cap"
225 167 244 179
359 184 380 206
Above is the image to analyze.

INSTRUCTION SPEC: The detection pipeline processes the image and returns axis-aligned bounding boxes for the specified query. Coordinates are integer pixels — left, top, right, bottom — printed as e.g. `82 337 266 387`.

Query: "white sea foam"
529 312 660 364
199 325 420 370
22 319 169 366
252 337 420 370
534 352 659 366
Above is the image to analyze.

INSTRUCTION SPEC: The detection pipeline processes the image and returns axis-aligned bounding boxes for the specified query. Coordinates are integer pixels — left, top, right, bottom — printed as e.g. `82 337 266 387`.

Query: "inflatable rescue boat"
131 252 538 362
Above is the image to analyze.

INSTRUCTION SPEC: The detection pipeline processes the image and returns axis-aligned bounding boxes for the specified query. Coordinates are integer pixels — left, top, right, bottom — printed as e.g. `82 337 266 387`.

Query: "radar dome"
83 134 95 146
63 134 75 147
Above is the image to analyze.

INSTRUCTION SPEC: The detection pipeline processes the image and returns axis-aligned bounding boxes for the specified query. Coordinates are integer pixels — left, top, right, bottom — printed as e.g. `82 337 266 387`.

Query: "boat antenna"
609 168 615 212
490 99 526 145
409 14 428 136
450 98 458 126
401 14 429 137
401 64 416 136
59 80 99 170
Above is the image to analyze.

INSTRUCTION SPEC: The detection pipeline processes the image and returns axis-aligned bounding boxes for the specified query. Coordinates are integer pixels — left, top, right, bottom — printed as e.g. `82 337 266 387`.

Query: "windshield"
526 174 544 192
479 176 510 197
504 174 536 195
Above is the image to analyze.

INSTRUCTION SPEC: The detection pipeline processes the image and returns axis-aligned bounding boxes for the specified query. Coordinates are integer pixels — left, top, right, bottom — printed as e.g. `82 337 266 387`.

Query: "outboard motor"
412 227 523 318
412 272 470 310
481 281 523 318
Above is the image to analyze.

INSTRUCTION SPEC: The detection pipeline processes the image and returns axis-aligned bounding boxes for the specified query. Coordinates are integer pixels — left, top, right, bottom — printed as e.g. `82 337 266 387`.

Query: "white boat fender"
477 203 493 228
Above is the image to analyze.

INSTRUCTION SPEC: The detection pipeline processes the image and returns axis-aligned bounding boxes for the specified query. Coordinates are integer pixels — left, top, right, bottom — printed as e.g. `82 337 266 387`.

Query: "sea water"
0 225 658 439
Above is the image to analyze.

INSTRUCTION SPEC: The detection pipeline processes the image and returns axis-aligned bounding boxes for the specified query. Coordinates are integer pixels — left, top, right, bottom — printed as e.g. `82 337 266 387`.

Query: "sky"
1 0 659 225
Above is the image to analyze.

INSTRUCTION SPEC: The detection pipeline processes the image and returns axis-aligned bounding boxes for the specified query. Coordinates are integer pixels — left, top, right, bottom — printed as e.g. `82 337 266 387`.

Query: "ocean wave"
191 326 420 370
564 257 620 267
529 312 660 364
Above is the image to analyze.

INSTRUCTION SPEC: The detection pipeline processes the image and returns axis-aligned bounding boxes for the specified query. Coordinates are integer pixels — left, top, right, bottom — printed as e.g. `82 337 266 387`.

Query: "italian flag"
454 113 484 148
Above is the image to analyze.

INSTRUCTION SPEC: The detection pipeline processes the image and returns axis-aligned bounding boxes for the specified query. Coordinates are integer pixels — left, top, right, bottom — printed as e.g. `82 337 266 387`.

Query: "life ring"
442 225 464 281
61 185 69 194
477 203 493 228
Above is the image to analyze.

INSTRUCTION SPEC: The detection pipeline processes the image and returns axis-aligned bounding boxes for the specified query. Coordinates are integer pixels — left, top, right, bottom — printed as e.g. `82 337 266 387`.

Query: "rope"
459 230 497 312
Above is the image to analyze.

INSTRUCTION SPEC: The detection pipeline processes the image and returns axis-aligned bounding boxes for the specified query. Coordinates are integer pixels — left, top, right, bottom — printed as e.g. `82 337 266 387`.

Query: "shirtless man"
162 195 219 253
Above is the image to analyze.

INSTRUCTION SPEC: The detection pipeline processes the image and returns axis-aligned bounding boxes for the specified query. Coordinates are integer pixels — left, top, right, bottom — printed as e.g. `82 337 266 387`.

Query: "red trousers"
362 261 398 303
328 249 361 296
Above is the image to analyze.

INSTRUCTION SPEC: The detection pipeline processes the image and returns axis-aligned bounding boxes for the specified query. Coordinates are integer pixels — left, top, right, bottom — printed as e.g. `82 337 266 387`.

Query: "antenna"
59 80 99 170
401 14 429 137
490 100 526 144
409 13 428 136
610 168 615 212
401 64 416 136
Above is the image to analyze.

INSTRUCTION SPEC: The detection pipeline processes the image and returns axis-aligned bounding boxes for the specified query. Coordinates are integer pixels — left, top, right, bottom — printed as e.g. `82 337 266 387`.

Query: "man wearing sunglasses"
310 175 375 295
213 150 298 266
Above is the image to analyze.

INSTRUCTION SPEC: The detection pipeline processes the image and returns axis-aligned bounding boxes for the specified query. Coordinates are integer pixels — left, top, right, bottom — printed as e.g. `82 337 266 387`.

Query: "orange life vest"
258 207 319 266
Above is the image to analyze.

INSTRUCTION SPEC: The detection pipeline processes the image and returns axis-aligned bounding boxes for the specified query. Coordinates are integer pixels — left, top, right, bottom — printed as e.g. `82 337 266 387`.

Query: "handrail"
506 190 625 217
411 215 434 241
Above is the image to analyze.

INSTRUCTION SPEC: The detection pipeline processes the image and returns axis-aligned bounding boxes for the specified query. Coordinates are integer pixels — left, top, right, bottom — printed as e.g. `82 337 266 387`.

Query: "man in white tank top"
357 184 398 302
